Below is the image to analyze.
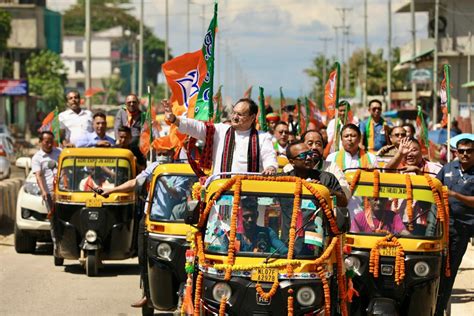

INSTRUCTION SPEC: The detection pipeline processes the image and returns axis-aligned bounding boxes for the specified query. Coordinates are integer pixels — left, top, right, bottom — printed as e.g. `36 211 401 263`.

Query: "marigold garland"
255 279 280 300
317 266 331 316
424 174 445 222
373 170 380 199
213 260 302 271
286 178 302 276
287 289 294 316
369 234 405 285
349 169 362 193
193 271 203 316
405 174 414 231
442 187 451 278
225 177 242 280
303 181 340 235
335 236 348 316
218 296 227 316
191 182 202 200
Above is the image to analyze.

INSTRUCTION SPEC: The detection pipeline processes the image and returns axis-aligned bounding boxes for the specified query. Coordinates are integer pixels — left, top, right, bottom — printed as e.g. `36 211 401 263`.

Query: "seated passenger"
351 197 409 235
79 167 114 191
237 198 288 254
150 175 192 220
75 112 115 148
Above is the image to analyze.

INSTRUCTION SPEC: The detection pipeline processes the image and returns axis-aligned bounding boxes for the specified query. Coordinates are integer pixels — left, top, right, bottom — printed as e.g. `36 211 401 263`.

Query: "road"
1 231 473 316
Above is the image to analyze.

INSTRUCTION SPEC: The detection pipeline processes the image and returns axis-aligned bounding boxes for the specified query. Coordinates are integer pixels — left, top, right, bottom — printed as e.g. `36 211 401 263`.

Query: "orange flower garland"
335 236 348 316
193 271 203 316
255 279 280 300
317 266 331 316
218 296 227 316
225 177 242 280
303 181 340 235
373 170 380 199
424 174 445 222
287 289 294 316
405 174 414 231
350 169 362 193
369 234 405 285
197 177 238 227
442 187 451 277
286 178 302 276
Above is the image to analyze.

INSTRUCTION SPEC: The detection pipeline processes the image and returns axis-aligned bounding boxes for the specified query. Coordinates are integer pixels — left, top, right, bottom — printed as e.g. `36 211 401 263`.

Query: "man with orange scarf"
114 94 143 146
359 99 390 153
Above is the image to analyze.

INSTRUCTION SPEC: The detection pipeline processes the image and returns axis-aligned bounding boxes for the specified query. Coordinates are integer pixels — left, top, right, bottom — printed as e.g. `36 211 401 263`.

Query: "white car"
14 157 51 254
0 134 14 179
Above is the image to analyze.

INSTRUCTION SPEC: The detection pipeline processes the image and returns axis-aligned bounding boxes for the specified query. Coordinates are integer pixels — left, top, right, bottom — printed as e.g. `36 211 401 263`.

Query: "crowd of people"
30 91 473 315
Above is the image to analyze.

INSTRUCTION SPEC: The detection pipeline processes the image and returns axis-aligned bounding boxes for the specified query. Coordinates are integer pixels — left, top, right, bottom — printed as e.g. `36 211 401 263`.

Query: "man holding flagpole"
163 98 278 175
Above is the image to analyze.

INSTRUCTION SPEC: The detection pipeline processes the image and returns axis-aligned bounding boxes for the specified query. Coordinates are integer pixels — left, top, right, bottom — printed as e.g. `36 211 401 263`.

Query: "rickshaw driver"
237 198 288 254
351 197 410 235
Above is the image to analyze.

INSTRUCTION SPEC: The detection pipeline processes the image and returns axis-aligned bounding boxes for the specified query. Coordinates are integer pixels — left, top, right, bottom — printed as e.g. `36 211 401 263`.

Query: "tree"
304 54 334 106
0 9 12 79
26 50 68 109
63 2 168 88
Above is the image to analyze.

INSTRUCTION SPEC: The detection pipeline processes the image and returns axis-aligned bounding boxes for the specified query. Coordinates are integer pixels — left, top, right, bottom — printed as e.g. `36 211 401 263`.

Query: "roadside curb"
0 178 25 231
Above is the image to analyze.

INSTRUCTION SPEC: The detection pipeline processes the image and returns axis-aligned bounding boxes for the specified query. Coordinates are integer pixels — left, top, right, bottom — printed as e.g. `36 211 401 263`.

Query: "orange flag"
243 85 253 98
324 69 338 120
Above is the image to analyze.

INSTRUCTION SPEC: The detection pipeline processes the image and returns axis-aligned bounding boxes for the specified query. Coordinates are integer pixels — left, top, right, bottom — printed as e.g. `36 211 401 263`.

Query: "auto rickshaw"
182 173 350 316
53 148 138 276
142 163 198 315
343 170 450 316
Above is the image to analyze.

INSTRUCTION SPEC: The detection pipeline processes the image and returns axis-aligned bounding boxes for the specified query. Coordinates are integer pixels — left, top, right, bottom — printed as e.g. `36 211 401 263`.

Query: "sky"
48 0 428 100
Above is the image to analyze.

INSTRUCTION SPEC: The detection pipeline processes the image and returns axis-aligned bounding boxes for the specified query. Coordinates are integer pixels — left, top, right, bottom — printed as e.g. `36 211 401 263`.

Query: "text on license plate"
86 198 103 208
379 246 397 257
251 268 278 283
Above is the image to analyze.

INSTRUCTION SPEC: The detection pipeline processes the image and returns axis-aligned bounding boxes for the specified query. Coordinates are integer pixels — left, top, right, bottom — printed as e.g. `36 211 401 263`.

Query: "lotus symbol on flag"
328 74 336 100
439 79 447 107
176 69 200 109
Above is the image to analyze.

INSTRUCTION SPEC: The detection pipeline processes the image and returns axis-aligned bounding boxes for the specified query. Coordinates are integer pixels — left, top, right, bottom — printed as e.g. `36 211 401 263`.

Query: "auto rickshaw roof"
59 147 136 160
345 170 444 203
205 176 331 202
151 162 195 176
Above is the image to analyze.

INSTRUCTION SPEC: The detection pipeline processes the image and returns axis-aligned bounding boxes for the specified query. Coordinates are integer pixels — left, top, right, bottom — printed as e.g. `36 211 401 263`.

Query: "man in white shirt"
326 101 359 154
163 98 278 175
59 90 93 146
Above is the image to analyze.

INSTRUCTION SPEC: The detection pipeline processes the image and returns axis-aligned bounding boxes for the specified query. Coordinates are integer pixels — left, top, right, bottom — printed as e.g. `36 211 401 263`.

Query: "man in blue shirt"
359 99 390 153
435 137 474 315
75 112 115 147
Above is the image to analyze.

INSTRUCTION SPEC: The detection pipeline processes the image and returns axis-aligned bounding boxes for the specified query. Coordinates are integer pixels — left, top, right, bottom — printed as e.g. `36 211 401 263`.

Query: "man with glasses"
377 126 407 165
163 98 277 175
285 140 348 207
59 90 93 147
273 121 290 156
359 99 390 153
435 137 474 316
114 94 143 146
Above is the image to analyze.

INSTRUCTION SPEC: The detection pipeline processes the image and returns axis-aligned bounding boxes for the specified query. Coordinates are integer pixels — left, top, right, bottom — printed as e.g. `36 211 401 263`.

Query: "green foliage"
99 74 125 104
304 54 335 106
0 9 12 51
26 50 68 109
63 2 168 87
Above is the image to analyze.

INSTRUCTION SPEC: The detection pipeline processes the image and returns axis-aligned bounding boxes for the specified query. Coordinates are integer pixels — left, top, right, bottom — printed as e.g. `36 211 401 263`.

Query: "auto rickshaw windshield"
58 157 131 192
204 193 327 258
149 174 198 222
349 193 441 238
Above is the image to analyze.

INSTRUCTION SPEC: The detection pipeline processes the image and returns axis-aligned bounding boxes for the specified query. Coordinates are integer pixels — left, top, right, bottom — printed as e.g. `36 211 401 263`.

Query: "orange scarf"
335 149 371 171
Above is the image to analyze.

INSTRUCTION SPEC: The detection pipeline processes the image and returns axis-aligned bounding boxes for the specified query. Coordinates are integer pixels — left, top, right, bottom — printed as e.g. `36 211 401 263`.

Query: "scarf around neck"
221 126 260 173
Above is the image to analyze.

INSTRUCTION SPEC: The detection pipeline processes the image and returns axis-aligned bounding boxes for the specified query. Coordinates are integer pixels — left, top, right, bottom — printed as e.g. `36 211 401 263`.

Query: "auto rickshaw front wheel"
86 250 99 276
141 304 154 316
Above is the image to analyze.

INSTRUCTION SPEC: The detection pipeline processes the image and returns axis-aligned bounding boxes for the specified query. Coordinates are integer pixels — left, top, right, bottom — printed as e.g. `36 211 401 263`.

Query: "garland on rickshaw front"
182 175 351 316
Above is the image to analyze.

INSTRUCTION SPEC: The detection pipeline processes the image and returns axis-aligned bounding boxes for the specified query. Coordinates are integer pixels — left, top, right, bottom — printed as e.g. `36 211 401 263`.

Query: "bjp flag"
162 2 217 121
324 63 340 120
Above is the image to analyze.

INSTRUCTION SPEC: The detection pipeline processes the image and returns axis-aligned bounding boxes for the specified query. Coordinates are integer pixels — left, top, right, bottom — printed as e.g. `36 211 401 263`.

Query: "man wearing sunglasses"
114 94 143 147
435 137 474 316
377 126 408 165
284 141 348 207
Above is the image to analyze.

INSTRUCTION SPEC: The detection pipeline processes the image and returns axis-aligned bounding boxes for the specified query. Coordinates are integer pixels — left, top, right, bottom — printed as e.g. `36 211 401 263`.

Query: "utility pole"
138 0 144 97
336 7 352 96
333 25 342 61
433 0 439 124
468 31 472 110
187 0 191 51
387 0 392 111
319 37 332 85
363 0 368 107
165 0 169 99
85 0 91 110
344 26 351 95
410 0 417 107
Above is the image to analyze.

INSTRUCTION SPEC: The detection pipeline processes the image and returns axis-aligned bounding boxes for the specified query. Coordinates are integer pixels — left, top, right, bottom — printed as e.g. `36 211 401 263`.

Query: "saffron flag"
213 85 223 123
416 105 429 157
162 2 217 121
139 90 155 155
324 63 340 120
257 87 268 132
439 65 451 127
38 107 60 145
243 85 253 98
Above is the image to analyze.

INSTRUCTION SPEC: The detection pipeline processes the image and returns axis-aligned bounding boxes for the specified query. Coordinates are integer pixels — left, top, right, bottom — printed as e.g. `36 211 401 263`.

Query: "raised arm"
162 99 206 140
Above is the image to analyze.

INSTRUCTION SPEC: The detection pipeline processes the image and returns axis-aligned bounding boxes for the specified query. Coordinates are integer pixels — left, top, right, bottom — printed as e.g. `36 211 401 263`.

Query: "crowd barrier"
0 178 24 230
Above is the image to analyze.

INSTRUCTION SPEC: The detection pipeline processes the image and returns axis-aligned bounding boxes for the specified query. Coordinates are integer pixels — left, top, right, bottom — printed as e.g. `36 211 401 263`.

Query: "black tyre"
54 255 64 266
86 250 98 276
14 224 36 254
141 304 154 316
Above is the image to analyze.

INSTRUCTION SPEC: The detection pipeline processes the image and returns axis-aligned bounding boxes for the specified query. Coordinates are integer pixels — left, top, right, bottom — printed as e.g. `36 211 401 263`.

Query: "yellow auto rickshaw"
141 163 198 315
343 170 450 316
182 174 350 316
53 148 138 276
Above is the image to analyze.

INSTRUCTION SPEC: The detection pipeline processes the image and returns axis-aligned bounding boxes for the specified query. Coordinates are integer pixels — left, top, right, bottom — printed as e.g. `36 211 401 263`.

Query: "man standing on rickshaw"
435 137 474 315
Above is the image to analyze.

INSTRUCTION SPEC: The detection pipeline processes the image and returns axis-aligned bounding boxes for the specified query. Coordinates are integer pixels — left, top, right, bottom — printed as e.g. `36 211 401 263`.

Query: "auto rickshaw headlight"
157 242 172 260
344 256 361 275
296 286 316 307
212 282 232 301
414 261 430 277
85 230 97 243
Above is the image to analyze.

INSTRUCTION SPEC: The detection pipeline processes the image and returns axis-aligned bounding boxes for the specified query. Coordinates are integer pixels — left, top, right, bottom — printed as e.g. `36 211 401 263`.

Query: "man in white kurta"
163 98 278 175
59 90 93 146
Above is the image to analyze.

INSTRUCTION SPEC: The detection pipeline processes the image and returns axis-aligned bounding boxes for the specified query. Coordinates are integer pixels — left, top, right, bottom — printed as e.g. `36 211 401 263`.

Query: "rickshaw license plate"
251 268 278 283
86 198 103 208
379 246 397 257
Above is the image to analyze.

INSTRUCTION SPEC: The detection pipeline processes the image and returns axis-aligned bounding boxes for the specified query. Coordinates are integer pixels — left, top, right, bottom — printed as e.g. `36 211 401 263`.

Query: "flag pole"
334 62 341 151
445 64 451 162
148 85 153 163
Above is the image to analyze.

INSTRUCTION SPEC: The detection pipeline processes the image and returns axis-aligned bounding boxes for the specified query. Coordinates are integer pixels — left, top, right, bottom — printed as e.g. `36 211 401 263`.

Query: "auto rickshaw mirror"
184 200 201 225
